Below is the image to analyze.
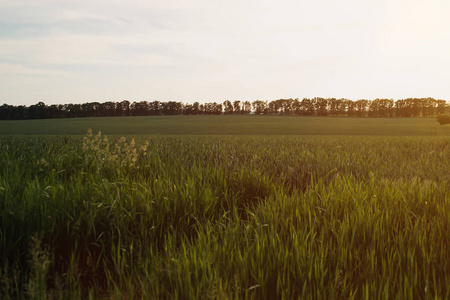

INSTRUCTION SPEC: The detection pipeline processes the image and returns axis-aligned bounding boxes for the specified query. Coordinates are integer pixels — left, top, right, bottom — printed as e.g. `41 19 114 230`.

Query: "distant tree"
368 99 379 117
80 102 97 117
64 103 81 118
369 98 394 117
160 102 171 115
436 100 447 115
1 97 447 120
395 99 406 117
204 102 222 115
0 104 13 120
28 101 47 119
223 100 233 115
436 114 450 125
116 100 130 116
46 104 62 118
233 101 241 114
101 101 116 117
280 98 294 115
268 100 280 114
313 97 328 116
148 101 160 115
299 98 314 116
401 98 421 117
199 104 205 115
412 98 422 117
242 101 252 114
423 98 436 117
203 103 212 115
192 102 200 115
184 104 193 115
355 99 369 117
10 105 27 119
292 98 301 115
131 101 150 116
215 102 223 115
329 98 339 116
167 101 183 115
381 99 394 117
345 99 355 116
252 100 267 115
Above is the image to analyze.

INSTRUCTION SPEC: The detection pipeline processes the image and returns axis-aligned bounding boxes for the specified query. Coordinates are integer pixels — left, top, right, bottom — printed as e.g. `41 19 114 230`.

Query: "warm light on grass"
0 133 449 298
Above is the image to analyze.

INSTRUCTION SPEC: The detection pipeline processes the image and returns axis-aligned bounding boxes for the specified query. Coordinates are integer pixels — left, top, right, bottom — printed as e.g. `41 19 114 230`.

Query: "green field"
0 119 449 299
1 115 449 135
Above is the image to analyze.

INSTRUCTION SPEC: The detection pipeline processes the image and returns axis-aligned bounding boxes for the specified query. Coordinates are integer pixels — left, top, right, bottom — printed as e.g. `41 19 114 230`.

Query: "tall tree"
148 101 160 115
242 101 252 114
116 100 130 116
233 101 241 114
252 100 267 115
28 101 47 119
223 100 233 115
313 97 328 116
328 98 339 116
355 99 369 117
436 100 447 115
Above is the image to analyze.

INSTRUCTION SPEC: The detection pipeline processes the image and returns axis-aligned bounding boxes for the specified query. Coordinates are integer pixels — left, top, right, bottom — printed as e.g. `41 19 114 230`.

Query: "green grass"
0 133 449 299
1 115 449 135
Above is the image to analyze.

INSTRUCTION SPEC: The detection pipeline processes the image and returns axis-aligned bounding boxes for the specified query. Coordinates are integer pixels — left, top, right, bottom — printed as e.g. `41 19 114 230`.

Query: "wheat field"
0 131 449 299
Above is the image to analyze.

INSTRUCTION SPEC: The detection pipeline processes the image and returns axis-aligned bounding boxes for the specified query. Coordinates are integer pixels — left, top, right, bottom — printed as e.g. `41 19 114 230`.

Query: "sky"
1 0 449 106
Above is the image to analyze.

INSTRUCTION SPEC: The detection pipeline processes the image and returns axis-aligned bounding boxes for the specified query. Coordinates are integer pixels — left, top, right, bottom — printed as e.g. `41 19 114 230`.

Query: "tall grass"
0 133 449 298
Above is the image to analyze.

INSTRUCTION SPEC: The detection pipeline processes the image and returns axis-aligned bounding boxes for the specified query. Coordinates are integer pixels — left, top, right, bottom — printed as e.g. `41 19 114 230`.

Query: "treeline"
0 98 448 120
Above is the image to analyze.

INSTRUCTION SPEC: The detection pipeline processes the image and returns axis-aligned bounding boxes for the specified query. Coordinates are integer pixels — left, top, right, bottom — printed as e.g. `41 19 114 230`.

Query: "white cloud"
0 0 449 105
0 63 70 76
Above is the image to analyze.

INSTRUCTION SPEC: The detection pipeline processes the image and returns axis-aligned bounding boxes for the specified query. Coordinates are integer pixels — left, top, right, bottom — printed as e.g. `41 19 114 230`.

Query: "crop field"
1 115 450 136
0 121 449 298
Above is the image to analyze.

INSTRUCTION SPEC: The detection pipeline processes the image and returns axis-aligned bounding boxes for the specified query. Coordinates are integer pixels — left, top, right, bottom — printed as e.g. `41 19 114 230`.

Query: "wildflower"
82 130 148 170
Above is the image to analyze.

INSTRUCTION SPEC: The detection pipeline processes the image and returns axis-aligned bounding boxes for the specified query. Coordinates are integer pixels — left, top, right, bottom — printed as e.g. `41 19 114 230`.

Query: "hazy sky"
1 0 449 106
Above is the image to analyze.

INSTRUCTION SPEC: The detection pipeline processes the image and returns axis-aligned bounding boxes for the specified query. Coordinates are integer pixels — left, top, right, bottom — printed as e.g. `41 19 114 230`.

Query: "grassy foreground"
0 133 449 299
1 115 449 136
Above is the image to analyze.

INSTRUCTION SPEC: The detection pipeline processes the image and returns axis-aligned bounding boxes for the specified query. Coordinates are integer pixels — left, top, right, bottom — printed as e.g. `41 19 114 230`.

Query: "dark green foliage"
1 97 448 120
436 114 450 125
1 115 450 136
